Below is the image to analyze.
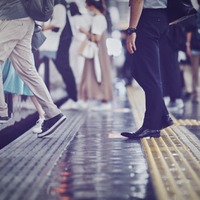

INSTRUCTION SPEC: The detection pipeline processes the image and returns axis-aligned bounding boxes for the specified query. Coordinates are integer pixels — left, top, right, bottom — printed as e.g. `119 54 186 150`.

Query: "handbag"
79 39 97 59
79 39 102 82
21 0 54 22
31 23 46 53
167 0 197 25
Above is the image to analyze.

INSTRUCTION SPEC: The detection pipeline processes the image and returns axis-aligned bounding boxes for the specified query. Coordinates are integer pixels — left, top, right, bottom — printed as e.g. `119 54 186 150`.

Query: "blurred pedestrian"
0 0 66 137
2 59 45 133
160 24 184 112
53 0 78 109
186 0 200 103
121 0 173 139
78 0 113 111
69 2 92 88
39 0 78 109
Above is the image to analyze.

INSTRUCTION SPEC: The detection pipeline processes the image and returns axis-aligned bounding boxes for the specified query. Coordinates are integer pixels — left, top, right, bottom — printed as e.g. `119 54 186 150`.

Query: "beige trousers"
190 54 200 99
0 18 60 119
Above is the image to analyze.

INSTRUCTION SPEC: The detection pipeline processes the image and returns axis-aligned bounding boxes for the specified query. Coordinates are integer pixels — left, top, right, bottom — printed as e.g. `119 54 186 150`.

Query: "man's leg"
8 18 60 119
0 18 66 135
54 38 77 102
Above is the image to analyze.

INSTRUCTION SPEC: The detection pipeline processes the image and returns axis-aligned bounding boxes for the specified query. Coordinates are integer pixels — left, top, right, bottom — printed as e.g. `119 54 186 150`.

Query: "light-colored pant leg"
181 64 193 93
0 18 61 119
190 54 200 98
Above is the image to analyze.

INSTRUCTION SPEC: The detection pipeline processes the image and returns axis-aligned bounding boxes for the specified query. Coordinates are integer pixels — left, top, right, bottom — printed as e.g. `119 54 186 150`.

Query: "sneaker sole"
37 115 66 138
0 120 8 124
32 129 42 134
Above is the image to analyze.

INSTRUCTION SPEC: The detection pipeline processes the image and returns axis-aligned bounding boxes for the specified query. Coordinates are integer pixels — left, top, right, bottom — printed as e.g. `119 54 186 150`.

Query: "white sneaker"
92 102 112 111
176 99 184 109
77 100 88 110
100 102 112 111
32 118 44 134
163 96 170 106
60 99 78 110
167 99 184 112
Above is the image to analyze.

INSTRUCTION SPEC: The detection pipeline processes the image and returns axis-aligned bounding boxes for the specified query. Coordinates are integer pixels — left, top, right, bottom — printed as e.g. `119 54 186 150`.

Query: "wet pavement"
38 109 156 200
0 83 200 200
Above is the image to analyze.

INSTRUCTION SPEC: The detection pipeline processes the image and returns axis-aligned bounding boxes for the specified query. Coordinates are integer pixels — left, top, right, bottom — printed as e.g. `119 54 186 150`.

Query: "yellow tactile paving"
127 86 200 200
175 119 200 126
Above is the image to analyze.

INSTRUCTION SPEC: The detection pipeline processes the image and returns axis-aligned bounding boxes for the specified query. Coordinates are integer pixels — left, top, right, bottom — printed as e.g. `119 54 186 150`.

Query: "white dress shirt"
144 0 167 9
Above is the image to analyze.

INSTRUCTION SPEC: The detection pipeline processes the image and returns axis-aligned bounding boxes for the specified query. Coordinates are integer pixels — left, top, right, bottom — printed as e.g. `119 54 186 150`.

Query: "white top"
144 0 167 9
70 14 92 41
40 4 66 52
91 15 107 35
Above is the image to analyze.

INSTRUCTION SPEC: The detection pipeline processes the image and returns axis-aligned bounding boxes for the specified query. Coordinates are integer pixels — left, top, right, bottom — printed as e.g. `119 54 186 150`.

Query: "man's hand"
126 33 136 54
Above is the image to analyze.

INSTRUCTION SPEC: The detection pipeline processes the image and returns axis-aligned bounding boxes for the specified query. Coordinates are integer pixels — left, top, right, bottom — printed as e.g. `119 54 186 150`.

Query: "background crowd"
1 0 200 134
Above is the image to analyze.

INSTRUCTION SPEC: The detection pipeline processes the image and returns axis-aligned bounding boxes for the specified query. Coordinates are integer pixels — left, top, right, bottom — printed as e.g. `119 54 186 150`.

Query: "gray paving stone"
0 111 86 200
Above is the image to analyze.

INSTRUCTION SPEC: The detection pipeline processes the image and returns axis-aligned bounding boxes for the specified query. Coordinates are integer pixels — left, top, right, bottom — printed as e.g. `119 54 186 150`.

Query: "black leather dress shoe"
162 115 173 129
121 127 160 139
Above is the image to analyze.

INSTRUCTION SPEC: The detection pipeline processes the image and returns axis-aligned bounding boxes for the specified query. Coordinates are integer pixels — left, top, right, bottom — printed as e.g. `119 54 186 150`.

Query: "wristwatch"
126 27 137 35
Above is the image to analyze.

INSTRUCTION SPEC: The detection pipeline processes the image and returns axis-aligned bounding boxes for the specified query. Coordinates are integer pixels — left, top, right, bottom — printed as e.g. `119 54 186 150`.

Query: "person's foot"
77 100 88 110
60 99 78 110
0 116 9 124
32 118 44 134
121 127 160 139
37 113 66 138
183 92 192 100
167 99 184 112
192 96 199 104
162 115 174 129
92 102 112 111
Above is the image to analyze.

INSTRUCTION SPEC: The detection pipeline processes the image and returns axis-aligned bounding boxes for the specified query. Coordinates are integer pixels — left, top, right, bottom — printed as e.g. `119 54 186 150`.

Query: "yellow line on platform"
127 86 200 200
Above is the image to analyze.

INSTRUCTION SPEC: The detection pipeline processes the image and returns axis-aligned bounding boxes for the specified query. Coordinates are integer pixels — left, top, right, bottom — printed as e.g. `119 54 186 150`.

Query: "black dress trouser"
160 26 182 101
53 38 77 102
132 9 169 130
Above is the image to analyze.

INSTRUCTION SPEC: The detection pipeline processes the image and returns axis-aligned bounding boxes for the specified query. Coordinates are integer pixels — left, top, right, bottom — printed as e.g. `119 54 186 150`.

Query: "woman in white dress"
69 2 92 86
79 0 113 110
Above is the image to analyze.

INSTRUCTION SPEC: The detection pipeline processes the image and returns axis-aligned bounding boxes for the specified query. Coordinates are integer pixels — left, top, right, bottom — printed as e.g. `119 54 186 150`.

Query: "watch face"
127 29 131 34
127 28 136 35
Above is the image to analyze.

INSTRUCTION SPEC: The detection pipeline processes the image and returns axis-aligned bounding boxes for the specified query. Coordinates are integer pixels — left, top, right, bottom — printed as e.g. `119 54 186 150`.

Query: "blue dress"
2 59 33 96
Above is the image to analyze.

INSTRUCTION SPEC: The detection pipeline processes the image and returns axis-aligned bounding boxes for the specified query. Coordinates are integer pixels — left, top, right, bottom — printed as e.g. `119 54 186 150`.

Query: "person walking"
2 59 45 134
53 0 78 110
121 0 173 139
39 0 78 110
0 0 66 138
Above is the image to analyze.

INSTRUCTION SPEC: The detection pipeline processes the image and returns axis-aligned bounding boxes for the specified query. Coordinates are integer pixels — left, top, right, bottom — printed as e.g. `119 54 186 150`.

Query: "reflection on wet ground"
0 82 200 200
39 100 157 200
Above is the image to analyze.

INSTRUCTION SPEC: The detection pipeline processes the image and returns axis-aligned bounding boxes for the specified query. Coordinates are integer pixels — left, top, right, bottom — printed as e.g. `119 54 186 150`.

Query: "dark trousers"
53 38 77 101
132 9 169 129
160 33 182 101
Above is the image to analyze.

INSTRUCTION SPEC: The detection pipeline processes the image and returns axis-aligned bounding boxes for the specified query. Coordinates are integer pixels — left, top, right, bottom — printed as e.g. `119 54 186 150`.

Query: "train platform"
0 83 200 200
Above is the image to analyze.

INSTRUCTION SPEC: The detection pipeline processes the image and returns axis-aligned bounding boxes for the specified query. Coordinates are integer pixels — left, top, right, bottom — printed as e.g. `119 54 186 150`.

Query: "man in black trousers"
53 0 77 105
121 0 173 139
